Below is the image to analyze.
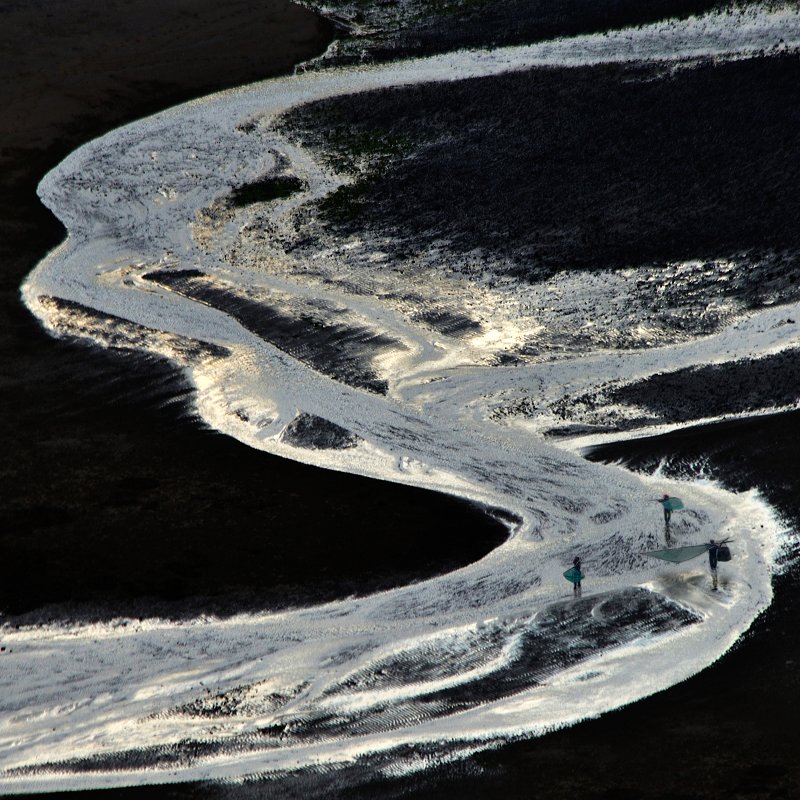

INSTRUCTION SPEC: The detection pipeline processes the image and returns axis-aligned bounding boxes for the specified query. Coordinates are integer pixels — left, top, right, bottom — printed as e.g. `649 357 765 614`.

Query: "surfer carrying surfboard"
657 494 684 524
644 536 731 591
708 539 720 591
564 556 584 597
660 494 672 524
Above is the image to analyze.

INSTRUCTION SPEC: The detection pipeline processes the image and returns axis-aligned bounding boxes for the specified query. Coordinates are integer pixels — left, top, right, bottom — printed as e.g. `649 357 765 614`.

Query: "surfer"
563 557 584 597
571 556 583 597
708 539 719 590
659 494 672 525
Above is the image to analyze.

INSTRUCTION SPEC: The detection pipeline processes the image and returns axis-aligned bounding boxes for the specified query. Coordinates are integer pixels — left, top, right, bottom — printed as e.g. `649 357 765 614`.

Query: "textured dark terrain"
315 0 731 64
544 346 800 434
285 54 800 283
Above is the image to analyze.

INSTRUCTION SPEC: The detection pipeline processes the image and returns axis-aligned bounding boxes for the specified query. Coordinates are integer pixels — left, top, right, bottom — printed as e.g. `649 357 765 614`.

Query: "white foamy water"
4 6 799 793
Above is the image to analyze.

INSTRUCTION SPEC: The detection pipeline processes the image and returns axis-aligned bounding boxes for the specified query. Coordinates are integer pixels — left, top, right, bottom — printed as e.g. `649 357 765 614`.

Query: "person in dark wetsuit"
572 556 583 597
659 494 672 525
708 539 719 591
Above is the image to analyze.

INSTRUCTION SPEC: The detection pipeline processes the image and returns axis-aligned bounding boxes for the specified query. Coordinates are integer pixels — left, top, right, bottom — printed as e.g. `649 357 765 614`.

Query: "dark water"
0 335 508 621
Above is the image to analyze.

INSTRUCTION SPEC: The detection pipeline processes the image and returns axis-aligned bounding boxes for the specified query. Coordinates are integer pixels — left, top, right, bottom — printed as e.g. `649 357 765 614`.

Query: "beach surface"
2 1 800 798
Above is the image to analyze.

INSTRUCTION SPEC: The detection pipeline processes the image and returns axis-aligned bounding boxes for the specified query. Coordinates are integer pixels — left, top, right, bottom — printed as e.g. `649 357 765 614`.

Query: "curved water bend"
5 7 798 793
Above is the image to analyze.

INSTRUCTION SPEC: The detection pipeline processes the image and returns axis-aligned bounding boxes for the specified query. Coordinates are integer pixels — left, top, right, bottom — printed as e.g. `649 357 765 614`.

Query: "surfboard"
563 567 585 583
661 497 684 511
644 543 710 563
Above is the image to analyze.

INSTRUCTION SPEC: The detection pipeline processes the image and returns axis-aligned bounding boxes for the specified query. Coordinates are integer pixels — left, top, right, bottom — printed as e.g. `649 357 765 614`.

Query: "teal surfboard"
644 543 710 563
646 537 733 564
661 497 684 511
563 567 585 584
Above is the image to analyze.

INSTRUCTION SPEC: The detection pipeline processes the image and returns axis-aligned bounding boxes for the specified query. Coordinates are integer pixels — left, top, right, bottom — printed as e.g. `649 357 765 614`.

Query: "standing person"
660 494 672 525
708 539 719 591
571 556 583 597
563 557 584 597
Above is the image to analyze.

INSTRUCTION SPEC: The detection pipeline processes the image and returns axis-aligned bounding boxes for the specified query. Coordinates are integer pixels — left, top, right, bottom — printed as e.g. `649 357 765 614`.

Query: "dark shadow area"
610 347 800 425
229 176 308 208
0 337 507 620
285 55 800 280
322 0 729 65
402 0 727 56
144 269 395 394
547 348 800 433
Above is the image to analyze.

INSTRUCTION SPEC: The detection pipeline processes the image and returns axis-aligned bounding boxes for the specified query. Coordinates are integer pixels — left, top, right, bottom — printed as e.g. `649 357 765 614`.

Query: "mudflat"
0 0 507 619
